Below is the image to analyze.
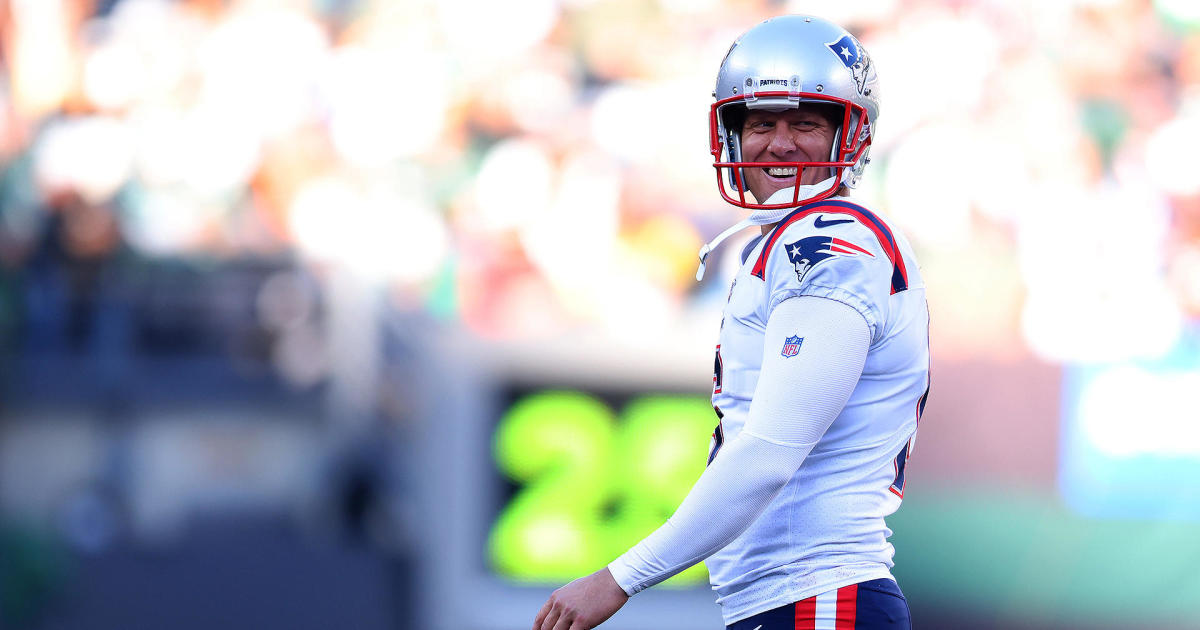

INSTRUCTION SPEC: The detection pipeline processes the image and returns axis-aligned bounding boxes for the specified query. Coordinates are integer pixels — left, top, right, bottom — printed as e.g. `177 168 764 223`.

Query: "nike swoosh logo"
813 215 855 228
752 626 763 630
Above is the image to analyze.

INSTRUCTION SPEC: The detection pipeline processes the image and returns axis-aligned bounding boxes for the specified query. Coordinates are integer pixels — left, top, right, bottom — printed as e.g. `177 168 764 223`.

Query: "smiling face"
739 104 841 204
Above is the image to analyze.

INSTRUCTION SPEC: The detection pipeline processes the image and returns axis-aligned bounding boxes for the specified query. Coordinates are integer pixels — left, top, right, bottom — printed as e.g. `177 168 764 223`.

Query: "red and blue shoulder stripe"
750 199 909 294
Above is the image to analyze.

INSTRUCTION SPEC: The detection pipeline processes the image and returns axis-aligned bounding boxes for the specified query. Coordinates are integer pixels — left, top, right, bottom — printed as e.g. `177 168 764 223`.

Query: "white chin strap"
695 176 837 281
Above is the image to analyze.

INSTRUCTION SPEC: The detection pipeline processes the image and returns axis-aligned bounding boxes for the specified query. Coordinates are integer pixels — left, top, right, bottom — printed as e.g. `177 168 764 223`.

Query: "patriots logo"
785 235 875 283
827 35 860 68
781 335 803 358
827 34 874 95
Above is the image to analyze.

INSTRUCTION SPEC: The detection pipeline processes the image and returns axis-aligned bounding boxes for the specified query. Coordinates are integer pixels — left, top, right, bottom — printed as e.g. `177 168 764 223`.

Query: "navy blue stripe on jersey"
889 442 909 498
708 407 725 466
751 200 908 294
820 200 899 252
741 234 765 265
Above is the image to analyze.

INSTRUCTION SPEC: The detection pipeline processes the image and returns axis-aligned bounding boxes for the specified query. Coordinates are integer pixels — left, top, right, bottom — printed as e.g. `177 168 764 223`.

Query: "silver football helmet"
710 15 881 209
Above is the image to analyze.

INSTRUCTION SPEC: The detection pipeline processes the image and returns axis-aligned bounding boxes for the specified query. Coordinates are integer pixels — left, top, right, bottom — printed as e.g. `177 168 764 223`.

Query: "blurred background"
0 0 1198 628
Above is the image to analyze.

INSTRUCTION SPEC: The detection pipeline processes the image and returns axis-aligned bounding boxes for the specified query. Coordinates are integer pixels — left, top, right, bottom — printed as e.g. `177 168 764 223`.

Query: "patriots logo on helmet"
827 35 860 68
785 235 875 283
826 34 873 95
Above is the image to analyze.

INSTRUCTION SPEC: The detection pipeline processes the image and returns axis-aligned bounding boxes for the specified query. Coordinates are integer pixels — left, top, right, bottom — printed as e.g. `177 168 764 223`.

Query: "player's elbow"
725 432 814 486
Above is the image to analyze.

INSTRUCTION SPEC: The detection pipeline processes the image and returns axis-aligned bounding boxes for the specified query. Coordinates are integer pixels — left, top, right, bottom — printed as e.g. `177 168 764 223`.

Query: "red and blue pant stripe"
727 578 910 629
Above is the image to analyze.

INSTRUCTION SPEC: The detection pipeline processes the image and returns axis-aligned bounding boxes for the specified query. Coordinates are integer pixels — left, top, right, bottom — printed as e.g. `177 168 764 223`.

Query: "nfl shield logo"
781 335 803 358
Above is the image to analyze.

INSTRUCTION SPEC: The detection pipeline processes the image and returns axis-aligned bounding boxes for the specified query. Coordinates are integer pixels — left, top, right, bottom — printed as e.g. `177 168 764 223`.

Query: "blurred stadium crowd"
0 0 1198 369
2 0 1200 628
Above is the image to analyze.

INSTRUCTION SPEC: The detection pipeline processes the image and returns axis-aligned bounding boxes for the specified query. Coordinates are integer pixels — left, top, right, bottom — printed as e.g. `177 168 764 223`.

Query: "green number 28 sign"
488 391 716 586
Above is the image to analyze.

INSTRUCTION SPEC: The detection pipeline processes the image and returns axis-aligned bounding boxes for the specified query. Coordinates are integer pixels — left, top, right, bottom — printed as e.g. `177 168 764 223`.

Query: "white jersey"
705 197 929 623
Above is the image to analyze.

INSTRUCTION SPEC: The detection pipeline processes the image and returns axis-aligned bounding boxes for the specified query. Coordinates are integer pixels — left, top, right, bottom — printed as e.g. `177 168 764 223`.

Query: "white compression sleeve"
608 296 871 594
742 296 871 447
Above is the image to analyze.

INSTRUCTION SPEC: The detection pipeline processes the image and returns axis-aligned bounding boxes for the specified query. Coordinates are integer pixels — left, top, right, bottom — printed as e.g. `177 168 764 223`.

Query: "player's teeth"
767 167 797 176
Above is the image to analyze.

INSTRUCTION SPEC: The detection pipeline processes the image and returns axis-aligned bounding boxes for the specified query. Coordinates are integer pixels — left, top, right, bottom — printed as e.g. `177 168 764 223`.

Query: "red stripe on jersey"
828 245 864 256
830 238 874 256
751 201 908 294
835 584 858 630
794 594 817 630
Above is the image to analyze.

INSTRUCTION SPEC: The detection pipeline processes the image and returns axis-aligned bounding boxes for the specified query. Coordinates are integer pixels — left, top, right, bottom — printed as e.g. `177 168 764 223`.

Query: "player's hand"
533 567 629 630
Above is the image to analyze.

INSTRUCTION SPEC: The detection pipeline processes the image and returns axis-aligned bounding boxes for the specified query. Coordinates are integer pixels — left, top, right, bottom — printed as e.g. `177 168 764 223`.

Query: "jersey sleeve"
606 296 871 595
760 216 898 342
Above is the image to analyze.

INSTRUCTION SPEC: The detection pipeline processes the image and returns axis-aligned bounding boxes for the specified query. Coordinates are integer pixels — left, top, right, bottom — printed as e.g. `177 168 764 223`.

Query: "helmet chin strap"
695 175 837 281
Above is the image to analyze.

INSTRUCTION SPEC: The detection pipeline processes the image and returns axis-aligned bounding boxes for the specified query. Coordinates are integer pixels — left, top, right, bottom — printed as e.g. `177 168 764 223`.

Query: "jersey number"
709 344 725 464
708 407 724 466
712 344 723 394
891 374 931 498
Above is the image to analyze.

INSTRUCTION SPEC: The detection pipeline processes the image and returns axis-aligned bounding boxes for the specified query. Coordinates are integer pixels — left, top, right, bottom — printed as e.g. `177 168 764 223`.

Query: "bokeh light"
2 1 1199 628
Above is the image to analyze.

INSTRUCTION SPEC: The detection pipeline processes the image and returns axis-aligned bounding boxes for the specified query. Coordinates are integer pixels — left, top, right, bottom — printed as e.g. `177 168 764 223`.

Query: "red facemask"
709 92 871 210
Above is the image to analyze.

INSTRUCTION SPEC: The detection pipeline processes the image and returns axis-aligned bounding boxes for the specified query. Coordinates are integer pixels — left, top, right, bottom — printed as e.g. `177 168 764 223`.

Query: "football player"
534 15 929 630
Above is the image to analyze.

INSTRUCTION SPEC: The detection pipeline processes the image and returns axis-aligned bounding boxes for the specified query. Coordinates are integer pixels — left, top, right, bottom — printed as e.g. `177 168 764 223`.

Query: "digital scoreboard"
413 338 726 630
488 390 713 586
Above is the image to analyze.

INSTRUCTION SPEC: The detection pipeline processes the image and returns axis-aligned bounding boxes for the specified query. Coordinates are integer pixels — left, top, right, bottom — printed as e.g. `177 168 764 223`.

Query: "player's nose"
766 126 798 156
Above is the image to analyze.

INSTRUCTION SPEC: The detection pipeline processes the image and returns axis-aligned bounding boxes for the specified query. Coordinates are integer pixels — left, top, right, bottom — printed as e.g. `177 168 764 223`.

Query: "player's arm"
606 295 870 594
533 295 870 629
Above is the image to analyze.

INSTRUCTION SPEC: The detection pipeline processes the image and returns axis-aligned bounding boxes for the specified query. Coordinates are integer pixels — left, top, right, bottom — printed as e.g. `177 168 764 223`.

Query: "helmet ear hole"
723 121 745 191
